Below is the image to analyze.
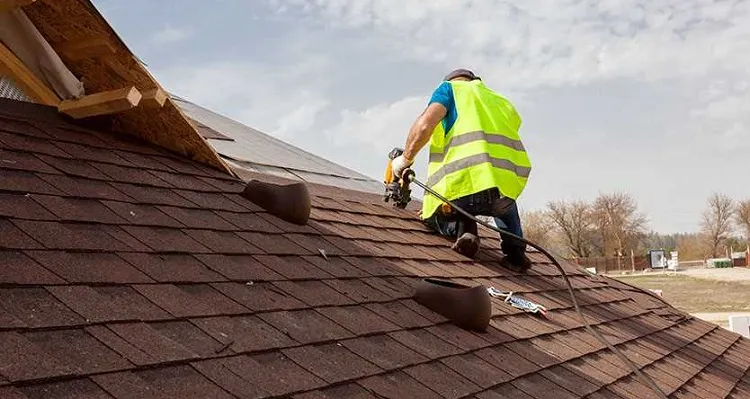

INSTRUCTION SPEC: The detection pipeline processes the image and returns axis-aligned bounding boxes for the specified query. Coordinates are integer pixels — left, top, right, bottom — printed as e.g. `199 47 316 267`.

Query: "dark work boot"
451 233 480 258
500 250 532 273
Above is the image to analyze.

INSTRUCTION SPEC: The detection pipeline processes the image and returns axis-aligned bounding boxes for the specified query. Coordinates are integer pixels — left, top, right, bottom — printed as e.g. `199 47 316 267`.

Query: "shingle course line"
0 309 664 398
464 318 687 399
4 177 476 239
726 356 750 398
235 310 684 398
2 118 238 182
1 238 593 281
3 205 490 261
0 146 205 189
583 323 733 398
0 304 669 397
3 185 575 274
667 332 745 397
0 281 635 330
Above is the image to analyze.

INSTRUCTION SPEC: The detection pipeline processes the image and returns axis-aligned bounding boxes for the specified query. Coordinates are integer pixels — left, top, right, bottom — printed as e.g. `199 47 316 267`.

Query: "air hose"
403 170 667 399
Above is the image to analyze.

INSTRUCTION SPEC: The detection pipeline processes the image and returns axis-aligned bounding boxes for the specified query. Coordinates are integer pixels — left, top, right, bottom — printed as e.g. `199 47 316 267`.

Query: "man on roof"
391 68 533 272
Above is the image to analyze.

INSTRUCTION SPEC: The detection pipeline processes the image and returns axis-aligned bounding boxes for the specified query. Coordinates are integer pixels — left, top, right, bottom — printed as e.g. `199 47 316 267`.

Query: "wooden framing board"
0 40 60 106
22 0 234 175
59 86 141 119
141 87 167 109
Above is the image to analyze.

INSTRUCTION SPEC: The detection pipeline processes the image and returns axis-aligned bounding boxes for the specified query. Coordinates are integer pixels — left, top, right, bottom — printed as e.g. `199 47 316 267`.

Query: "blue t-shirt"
427 81 458 135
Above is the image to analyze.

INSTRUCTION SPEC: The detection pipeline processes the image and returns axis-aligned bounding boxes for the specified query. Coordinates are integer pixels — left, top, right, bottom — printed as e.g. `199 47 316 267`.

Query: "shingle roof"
170 96 385 195
1 97 750 398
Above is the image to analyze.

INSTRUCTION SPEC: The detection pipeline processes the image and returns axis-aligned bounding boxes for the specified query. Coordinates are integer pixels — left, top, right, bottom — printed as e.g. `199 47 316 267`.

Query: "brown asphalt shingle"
1 99 750 398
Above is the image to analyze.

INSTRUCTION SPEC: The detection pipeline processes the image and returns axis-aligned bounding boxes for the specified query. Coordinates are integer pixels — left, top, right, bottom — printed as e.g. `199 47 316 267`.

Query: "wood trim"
140 87 167 108
0 41 60 106
58 86 142 119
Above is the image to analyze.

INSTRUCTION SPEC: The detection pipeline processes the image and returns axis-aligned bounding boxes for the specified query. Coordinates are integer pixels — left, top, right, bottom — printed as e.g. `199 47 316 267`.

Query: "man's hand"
391 154 413 179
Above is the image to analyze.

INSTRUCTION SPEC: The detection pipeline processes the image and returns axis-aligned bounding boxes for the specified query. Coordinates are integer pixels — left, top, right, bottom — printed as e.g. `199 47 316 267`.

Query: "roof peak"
0 0 232 175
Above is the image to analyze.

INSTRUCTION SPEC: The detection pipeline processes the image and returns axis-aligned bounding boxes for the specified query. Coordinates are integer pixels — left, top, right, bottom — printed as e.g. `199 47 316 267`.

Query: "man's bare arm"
403 102 447 161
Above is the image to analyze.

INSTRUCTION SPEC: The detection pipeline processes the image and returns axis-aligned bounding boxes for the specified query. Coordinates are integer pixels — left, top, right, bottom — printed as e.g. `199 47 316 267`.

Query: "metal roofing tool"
487 287 548 317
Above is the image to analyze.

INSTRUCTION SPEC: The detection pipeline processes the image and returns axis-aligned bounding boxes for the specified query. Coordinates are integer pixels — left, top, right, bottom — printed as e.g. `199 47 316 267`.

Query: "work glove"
391 154 413 180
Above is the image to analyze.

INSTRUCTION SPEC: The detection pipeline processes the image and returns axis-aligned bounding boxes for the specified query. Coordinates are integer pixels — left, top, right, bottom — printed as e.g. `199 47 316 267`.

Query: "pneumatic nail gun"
382 147 413 208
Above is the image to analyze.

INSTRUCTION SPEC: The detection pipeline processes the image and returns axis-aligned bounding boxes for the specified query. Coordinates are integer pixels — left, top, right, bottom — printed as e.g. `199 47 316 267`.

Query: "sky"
92 0 749 234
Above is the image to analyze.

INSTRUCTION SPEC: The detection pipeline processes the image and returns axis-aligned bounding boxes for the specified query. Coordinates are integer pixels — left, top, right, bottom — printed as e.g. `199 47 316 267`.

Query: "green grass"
614 274 750 314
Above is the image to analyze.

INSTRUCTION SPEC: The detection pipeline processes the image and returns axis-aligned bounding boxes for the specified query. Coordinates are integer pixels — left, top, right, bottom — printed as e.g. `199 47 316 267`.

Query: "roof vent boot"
241 180 311 225
414 278 491 332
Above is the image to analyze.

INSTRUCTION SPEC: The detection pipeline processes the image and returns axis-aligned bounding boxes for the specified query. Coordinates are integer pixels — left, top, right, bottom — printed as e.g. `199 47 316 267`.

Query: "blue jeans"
493 203 524 240
423 188 526 256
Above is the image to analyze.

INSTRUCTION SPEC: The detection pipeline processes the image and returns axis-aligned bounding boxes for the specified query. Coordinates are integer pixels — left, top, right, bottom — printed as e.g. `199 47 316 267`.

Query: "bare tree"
676 233 712 260
701 193 734 258
546 200 594 258
591 192 649 256
521 209 556 249
736 199 750 240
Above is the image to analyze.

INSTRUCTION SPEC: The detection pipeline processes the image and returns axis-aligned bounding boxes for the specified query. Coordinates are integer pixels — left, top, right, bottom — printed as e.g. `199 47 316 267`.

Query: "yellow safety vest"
421 80 532 219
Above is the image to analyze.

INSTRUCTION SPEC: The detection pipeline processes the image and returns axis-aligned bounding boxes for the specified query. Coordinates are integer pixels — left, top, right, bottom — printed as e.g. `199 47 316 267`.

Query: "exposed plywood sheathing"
0 0 36 13
56 36 116 60
0 41 60 105
21 0 233 175
58 85 141 118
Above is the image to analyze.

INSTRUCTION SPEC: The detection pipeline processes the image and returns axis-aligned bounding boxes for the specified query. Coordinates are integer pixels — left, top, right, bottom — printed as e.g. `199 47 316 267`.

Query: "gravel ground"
680 267 750 284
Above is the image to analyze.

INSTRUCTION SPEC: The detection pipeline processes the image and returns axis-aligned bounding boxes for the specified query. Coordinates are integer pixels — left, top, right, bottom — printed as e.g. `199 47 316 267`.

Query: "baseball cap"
444 69 481 81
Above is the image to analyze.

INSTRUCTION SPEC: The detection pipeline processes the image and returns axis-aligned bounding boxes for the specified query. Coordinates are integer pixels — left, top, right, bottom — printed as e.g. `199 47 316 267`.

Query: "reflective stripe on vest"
420 80 531 219
428 130 526 163
426 152 532 187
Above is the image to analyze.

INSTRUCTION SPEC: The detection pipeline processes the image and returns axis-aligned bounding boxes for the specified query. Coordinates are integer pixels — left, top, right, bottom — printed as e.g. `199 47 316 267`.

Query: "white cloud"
322 96 431 185
137 1 749 234
152 25 191 44
269 0 750 88
274 101 331 138
152 56 332 140
257 0 750 235
325 96 425 149
687 78 750 151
